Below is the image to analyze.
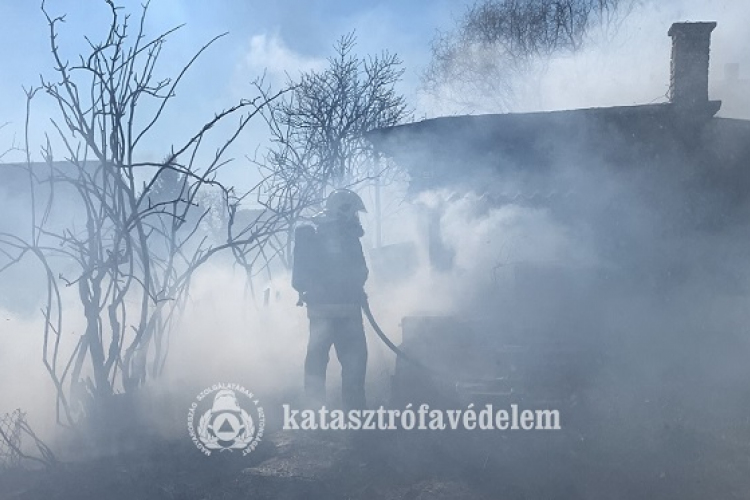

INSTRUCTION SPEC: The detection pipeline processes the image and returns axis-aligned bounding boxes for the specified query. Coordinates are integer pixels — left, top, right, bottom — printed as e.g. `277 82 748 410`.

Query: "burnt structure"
369 22 750 279
369 22 750 406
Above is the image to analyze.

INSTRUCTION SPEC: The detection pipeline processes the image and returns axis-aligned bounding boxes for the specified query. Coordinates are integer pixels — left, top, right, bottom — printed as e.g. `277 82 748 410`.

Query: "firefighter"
292 189 369 410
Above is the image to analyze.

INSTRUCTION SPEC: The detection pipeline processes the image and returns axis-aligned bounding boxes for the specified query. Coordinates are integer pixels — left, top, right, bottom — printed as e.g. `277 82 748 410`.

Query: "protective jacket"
292 215 368 308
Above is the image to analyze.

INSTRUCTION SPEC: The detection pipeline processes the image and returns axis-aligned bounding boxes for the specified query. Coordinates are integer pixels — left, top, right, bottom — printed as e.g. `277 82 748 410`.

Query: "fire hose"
361 298 423 369
361 297 452 380
362 301 511 397
297 291 448 379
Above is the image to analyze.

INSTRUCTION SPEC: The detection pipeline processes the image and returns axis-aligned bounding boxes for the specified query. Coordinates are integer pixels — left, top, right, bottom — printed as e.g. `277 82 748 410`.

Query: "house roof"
367 101 750 200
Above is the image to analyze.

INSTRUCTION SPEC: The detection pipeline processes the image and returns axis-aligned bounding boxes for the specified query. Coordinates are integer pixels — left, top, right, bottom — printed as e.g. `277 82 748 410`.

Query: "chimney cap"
668 21 717 37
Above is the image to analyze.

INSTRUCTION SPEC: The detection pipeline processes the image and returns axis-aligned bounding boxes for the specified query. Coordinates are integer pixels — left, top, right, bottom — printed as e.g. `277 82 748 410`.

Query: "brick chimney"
668 22 717 108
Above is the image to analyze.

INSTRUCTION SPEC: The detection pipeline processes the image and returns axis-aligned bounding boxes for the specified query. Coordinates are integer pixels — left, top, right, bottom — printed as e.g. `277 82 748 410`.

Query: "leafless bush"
422 0 638 112
252 32 410 267
0 409 56 469
0 1 288 425
0 122 21 162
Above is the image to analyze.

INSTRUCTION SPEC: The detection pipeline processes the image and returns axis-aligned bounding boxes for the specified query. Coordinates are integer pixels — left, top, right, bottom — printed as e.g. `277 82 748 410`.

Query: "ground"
2 411 750 500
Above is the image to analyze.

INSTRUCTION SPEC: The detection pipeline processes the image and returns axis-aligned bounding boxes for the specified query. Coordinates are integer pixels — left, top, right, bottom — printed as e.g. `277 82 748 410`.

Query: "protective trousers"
304 314 367 410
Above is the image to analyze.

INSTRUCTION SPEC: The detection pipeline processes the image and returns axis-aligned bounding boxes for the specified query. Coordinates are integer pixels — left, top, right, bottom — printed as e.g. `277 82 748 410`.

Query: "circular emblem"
187 383 265 456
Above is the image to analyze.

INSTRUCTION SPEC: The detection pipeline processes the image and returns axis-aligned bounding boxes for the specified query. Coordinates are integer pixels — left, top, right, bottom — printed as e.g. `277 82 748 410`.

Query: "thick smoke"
1 5 750 485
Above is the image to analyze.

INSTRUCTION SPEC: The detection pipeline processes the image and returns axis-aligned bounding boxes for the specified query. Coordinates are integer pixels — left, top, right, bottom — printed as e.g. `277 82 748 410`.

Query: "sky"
0 1 460 151
1 0 749 184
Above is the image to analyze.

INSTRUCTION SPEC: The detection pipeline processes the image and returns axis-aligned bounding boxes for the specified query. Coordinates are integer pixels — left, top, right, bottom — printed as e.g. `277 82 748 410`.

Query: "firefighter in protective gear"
292 189 369 410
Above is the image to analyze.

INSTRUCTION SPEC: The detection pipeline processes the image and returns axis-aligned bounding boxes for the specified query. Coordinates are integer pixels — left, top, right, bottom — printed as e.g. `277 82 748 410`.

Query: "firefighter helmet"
325 189 367 219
